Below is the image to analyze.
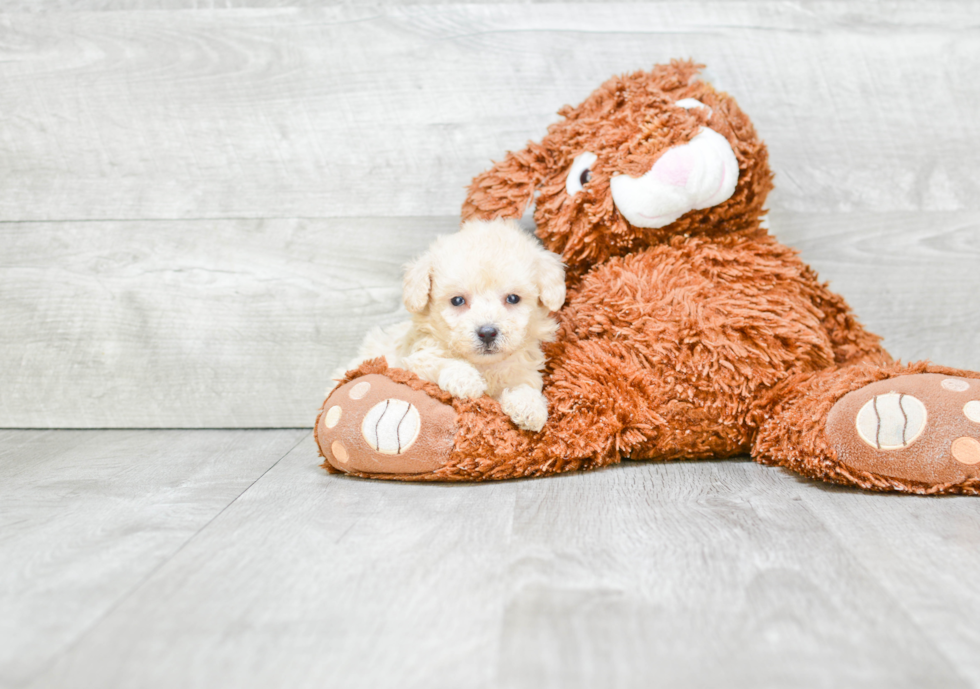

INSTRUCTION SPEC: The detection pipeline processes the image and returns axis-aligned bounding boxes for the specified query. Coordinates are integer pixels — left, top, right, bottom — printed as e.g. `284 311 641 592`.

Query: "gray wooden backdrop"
2 1 979 427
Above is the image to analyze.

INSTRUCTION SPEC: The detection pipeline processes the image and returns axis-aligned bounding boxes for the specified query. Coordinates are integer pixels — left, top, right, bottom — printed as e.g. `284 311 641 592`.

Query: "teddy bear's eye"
506 294 521 305
450 296 466 307
566 151 598 196
674 98 712 115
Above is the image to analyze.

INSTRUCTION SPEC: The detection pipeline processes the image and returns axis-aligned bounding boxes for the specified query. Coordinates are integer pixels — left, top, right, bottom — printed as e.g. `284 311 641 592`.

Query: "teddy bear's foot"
316 374 457 477
827 373 980 486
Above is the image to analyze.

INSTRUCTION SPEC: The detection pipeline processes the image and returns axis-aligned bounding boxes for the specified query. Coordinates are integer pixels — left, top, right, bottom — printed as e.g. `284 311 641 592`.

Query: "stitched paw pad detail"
317 374 457 476
827 373 980 485
361 399 421 454
854 392 927 450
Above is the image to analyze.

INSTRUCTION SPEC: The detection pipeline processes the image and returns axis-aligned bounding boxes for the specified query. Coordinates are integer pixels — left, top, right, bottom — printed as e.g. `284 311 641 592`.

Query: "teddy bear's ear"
402 253 433 313
462 141 552 222
535 250 566 312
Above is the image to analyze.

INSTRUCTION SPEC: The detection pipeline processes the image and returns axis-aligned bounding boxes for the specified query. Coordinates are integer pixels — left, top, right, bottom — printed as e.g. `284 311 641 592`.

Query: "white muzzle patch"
609 127 739 229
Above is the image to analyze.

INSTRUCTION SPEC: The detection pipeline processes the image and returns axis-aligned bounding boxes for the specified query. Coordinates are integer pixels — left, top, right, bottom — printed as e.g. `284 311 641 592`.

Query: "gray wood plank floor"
4 429 980 689
0 429 307 688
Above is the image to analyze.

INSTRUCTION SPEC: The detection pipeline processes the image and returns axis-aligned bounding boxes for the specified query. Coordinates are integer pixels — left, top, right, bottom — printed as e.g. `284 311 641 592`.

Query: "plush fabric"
316 61 980 494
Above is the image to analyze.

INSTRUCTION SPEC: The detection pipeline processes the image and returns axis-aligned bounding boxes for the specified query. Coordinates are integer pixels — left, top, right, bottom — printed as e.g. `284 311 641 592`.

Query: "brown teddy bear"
316 60 980 494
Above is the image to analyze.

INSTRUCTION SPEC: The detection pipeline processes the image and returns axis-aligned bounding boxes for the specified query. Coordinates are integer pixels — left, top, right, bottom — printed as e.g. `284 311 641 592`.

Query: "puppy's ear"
462 141 552 222
535 250 566 312
402 253 433 313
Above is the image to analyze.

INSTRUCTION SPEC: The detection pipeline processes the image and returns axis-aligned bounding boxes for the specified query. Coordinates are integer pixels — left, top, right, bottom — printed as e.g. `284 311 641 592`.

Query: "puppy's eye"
566 151 597 196
450 296 466 307
506 294 521 305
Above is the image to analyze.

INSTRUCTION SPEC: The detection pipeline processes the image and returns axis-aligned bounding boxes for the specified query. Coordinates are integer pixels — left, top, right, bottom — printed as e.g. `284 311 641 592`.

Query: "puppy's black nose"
477 325 498 344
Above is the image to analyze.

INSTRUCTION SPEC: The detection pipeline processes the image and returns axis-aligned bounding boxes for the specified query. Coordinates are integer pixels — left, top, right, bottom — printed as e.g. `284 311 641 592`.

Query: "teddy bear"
315 60 980 495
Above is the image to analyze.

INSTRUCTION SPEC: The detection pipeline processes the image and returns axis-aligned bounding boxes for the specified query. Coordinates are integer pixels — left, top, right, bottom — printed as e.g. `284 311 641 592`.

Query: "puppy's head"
403 219 566 364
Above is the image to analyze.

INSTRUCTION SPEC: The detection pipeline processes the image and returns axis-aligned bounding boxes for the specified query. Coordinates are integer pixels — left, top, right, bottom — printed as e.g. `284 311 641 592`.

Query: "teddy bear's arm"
802 267 892 367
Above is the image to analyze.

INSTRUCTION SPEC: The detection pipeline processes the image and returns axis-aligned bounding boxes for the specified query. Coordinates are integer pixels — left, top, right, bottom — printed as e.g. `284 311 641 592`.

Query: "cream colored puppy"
337 218 566 431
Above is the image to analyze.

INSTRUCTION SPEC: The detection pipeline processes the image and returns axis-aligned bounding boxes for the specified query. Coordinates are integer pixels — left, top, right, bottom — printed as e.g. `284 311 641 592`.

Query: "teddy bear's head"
462 60 774 276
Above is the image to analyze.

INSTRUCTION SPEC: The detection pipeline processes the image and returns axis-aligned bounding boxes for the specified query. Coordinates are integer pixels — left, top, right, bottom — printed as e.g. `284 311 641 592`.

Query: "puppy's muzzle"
476 324 499 352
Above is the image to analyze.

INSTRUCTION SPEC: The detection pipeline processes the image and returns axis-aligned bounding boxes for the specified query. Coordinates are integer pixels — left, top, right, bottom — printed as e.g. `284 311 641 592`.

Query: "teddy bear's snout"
609 127 739 229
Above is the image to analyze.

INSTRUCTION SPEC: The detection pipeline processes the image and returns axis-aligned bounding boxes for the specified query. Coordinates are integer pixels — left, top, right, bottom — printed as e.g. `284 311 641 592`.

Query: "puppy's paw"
438 361 488 399
499 384 548 432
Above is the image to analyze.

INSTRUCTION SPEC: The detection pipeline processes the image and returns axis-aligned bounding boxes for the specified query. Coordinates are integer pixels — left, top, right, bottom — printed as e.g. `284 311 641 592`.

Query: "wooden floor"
3 428 980 689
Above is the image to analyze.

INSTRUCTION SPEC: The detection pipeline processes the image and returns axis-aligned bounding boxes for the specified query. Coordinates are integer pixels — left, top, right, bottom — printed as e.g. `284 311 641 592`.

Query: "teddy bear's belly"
550 244 837 459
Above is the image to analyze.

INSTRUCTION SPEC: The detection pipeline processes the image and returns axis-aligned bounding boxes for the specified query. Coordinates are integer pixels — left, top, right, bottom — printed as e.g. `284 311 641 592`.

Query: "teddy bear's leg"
751 362 980 494
317 343 650 481
318 359 559 481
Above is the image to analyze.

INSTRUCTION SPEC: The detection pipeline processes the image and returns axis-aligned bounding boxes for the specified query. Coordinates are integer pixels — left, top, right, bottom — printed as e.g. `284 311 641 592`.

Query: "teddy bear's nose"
609 127 739 229
477 325 498 343
650 146 696 187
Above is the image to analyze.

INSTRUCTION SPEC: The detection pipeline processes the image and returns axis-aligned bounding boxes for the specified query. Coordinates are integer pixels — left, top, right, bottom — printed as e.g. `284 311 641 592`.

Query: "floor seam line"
23 429 309 688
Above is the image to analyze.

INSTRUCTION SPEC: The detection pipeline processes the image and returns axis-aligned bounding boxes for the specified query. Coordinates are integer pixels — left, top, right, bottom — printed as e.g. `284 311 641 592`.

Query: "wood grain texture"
791 483 980 687
3 3 979 427
27 433 521 689
0 4 977 221
0 428 307 688
7 0 951 10
10 431 980 688
497 462 972 688
0 216 456 427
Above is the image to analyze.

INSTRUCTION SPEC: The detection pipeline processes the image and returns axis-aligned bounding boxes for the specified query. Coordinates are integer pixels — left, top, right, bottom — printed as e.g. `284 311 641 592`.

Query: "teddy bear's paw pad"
317 374 457 476
827 373 980 485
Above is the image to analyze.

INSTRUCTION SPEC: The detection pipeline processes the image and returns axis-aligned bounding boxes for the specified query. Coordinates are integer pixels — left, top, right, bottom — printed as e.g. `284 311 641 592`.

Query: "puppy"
335 218 566 431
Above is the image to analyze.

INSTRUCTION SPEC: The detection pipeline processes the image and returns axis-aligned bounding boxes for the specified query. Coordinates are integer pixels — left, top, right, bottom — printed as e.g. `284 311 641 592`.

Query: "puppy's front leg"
499 384 549 432
401 346 487 399
436 360 488 399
